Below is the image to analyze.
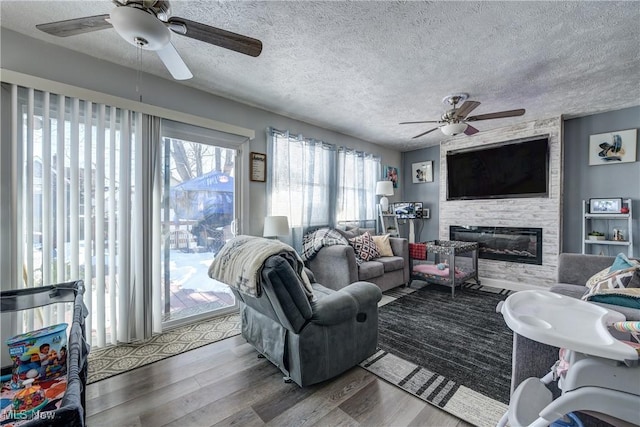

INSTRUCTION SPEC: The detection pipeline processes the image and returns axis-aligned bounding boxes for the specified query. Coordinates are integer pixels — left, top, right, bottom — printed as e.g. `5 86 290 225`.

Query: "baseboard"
478 277 549 292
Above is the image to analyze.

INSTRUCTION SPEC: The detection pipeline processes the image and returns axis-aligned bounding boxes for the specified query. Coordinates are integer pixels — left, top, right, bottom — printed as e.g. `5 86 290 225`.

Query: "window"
336 148 379 223
269 130 335 228
268 128 380 234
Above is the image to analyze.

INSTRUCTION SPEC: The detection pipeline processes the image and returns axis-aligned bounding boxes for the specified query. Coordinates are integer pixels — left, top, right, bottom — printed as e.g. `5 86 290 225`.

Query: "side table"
410 240 480 297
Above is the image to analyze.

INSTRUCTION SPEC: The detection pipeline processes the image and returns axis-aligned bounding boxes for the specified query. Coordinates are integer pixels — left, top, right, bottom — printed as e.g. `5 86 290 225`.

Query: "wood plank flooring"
86 335 473 427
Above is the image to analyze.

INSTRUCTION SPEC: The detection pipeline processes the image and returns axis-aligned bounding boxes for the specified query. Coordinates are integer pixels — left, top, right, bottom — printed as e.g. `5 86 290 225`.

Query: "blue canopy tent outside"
171 171 234 220
172 171 234 193
170 172 234 250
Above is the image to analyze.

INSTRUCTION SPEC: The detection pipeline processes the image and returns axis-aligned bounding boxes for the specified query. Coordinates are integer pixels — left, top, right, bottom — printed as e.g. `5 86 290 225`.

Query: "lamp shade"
375 181 394 213
441 122 468 136
375 181 394 196
263 216 290 237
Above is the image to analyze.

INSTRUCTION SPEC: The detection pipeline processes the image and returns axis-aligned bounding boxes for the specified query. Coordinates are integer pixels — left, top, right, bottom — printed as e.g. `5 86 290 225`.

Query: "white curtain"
267 129 336 228
336 147 379 224
267 128 380 247
3 84 162 348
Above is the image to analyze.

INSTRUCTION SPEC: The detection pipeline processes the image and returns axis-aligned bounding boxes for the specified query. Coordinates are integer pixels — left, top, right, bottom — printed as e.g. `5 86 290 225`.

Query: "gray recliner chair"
231 254 382 387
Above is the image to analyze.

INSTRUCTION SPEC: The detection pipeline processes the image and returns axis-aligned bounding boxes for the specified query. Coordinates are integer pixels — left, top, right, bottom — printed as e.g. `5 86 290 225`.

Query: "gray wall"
399 146 440 242
403 106 640 258
563 106 640 256
0 28 401 237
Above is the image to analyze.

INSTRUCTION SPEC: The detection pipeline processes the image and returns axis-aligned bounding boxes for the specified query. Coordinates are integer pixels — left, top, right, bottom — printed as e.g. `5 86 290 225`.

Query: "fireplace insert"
450 225 542 265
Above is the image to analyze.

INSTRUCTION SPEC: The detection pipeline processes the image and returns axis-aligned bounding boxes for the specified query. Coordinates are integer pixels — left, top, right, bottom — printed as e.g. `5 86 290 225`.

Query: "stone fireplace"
450 225 543 265
438 117 562 288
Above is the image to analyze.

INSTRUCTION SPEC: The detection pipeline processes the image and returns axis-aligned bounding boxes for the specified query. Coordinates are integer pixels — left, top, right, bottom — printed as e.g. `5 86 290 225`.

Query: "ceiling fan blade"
454 100 481 120
156 42 193 80
168 17 262 57
399 120 442 125
464 125 480 135
36 14 112 37
466 109 526 121
412 127 440 139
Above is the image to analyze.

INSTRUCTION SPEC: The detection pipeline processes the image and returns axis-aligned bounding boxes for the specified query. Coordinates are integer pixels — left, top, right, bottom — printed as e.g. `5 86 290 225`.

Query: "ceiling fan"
400 93 525 139
35 0 263 81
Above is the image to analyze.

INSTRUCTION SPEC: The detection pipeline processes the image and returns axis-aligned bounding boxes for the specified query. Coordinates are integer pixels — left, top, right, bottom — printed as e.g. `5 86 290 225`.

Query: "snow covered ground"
169 250 232 295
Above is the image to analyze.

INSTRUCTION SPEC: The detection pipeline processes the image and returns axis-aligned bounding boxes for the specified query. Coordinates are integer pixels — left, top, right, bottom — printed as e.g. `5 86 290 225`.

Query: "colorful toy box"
6 323 68 389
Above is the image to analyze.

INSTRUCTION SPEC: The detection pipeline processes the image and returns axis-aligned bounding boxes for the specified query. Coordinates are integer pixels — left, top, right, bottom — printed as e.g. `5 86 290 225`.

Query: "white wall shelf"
378 205 399 236
582 199 633 257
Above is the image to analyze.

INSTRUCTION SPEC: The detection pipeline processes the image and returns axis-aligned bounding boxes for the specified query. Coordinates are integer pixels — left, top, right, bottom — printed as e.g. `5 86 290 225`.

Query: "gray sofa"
511 253 638 426
305 228 409 292
232 254 382 387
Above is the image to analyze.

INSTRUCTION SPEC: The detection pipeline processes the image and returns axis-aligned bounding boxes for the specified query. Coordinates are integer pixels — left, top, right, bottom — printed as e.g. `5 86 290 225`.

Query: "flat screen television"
446 136 549 200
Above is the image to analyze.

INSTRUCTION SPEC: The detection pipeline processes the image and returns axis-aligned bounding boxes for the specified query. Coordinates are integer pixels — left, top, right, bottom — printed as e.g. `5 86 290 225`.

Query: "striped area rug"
361 283 513 427
87 313 241 384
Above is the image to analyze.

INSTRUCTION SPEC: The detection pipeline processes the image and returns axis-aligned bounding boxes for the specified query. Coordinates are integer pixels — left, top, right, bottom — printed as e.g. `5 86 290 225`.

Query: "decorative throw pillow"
372 234 394 257
584 267 611 289
609 253 640 272
349 231 380 261
629 269 640 288
585 253 640 288
585 266 612 288
583 265 640 301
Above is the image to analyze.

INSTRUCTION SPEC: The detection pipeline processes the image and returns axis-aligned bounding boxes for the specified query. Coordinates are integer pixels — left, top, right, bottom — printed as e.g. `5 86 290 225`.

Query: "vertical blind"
6 84 161 348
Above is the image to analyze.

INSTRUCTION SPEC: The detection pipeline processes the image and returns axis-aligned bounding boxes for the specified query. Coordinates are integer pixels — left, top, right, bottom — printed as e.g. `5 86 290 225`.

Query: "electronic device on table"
391 202 423 219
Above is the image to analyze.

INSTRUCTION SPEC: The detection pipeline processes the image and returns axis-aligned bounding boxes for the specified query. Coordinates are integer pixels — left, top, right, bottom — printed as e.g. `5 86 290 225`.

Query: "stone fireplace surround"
439 117 563 289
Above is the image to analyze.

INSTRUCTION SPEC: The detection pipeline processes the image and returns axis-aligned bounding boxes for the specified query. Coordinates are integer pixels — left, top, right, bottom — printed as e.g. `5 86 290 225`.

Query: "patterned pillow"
583 265 640 300
585 266 612 288
585 254 640 289
349 231 380 262
630 269 640 288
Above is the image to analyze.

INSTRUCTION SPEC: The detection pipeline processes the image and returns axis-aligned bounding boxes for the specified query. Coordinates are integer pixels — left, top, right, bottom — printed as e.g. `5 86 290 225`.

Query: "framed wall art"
384 165 399 189
588 129 637 166
250 152 266 182
412 161 433 183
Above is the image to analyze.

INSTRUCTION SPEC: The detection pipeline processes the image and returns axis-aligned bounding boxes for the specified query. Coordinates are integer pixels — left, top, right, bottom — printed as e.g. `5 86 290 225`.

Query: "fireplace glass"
449 226 543 265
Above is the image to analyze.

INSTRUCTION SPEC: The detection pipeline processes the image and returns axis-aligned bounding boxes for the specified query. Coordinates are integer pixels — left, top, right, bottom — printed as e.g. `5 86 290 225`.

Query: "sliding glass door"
160 120 241 327
4 84 249 347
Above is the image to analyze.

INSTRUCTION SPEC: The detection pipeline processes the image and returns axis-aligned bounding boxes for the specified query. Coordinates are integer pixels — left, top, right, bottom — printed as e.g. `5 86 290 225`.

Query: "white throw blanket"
208 235 313 298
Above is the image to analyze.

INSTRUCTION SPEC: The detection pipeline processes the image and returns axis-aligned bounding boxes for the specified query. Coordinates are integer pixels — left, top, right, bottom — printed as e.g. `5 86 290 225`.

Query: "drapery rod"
270 128 379 159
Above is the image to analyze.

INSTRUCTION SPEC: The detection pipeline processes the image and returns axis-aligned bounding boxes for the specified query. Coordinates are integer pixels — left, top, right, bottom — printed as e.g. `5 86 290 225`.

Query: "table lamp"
376 181 394 213
263 216 290 239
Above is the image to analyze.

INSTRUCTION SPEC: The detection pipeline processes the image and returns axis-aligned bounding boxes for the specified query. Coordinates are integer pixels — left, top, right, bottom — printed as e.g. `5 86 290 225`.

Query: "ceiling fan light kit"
441 122 468 136
110 6 171 51
400 92 526 139
35 0 262 81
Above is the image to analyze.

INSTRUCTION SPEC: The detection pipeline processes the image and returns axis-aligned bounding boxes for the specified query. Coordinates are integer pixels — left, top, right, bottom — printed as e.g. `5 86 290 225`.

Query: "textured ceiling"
1 1 639 151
